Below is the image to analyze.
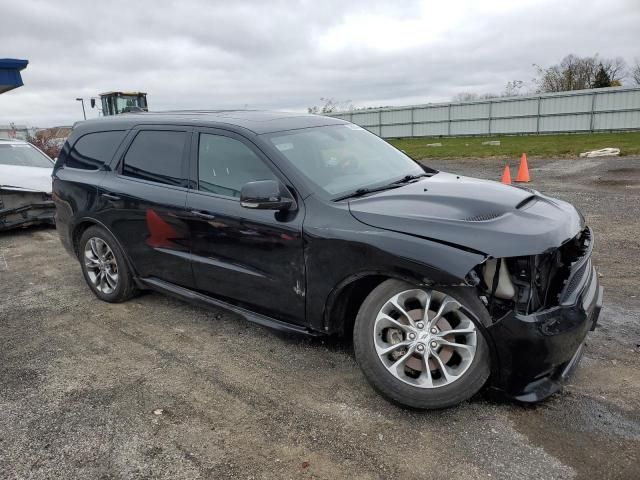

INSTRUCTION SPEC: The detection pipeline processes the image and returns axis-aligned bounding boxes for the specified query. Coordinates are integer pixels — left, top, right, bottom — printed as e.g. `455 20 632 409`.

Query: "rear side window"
66 131 125 170
122 130 186 186
198 133 276 198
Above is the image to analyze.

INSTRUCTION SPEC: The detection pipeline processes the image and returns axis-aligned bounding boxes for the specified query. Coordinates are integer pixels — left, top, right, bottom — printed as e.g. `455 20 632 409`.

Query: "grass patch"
388 132 640 159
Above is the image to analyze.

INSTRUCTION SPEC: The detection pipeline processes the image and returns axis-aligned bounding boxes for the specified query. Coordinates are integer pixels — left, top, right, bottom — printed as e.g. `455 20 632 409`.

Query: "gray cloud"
2 0 639 127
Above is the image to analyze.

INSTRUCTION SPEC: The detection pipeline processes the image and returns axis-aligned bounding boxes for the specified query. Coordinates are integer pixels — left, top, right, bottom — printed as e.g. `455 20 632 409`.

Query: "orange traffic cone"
515 152 530 182
501 164 512 184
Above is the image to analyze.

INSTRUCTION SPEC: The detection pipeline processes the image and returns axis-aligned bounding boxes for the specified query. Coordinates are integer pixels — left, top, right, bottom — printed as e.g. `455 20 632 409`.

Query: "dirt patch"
592 165 640 187
608 167 640 174
592 178 638 187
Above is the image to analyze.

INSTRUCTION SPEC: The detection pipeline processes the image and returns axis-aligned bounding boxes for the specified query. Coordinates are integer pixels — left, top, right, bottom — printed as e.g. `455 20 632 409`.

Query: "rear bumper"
487 260 603 402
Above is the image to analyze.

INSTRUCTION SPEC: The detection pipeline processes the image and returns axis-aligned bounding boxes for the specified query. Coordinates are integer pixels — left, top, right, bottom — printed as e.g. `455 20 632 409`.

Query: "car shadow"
269 328 354 355
0 223 56 237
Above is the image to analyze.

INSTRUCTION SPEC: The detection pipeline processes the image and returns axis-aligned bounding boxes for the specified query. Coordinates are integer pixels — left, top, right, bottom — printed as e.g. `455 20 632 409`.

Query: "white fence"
327 86 640 138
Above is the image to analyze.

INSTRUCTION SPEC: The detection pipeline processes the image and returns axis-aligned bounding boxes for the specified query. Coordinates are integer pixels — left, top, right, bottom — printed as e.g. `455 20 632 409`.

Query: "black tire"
353 279 491 409
78 225 137 303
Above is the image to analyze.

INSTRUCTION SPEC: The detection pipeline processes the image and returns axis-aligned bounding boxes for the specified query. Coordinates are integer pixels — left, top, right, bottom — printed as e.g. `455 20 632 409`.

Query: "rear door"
98 125 194 288
186 129 306 325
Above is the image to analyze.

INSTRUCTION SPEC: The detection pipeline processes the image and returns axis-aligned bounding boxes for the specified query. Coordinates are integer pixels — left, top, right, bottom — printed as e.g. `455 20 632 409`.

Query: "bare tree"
450 81 526 103
503 80 525 97
632 59 640 86
308 97 353 114
535 54 626 92
27 129 61 159
451 92 497 102
600 56 627 82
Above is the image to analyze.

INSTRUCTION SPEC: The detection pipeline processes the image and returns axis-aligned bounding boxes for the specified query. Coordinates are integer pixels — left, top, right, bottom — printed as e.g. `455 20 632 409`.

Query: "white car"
0 138 55 231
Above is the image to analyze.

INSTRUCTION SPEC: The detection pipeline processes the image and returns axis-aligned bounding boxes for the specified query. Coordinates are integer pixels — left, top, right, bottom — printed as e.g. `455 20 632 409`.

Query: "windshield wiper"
333 183 406 201
333 173 431 201
392 173 430 184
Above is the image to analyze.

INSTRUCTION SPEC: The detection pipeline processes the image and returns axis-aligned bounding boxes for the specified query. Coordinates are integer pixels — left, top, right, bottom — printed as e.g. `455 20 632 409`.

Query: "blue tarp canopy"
0 59 29 94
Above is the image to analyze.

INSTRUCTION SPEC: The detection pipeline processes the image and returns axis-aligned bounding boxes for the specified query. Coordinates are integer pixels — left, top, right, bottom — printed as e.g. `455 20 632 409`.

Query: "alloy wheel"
373 288 478 388
84 237 119 294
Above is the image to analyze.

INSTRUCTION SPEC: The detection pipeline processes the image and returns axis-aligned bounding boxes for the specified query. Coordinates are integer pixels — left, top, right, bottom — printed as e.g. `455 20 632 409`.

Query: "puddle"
510 394 640 479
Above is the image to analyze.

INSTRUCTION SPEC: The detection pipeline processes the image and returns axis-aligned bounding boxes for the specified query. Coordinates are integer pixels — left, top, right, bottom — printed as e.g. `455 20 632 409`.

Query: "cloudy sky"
2 0 639 127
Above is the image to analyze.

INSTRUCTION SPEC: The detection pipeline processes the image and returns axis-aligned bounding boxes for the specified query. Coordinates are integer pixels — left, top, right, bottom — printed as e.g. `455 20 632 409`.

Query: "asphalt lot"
1 156 639 479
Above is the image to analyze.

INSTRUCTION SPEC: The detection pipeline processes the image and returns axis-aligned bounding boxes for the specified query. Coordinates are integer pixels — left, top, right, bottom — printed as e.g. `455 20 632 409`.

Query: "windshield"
114 95 147 114
0 143 53 168
116 96 136 112
266 125 426 197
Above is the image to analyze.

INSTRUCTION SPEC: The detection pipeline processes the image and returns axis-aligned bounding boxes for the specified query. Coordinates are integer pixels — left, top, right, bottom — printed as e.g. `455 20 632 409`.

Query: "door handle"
101 193 121 201
191 210 216 220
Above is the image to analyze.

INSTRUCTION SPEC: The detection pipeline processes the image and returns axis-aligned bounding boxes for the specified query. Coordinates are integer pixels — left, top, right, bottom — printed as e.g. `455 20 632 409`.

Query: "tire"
78 225 137 303
353 279 491 409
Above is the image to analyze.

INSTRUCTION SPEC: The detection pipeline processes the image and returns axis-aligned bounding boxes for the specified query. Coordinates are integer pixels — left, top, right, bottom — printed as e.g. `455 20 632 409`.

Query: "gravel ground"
1 156 639 480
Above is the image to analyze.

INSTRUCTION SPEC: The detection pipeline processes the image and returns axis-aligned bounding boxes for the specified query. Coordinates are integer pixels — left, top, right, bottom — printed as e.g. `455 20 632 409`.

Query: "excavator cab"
98 92 148 116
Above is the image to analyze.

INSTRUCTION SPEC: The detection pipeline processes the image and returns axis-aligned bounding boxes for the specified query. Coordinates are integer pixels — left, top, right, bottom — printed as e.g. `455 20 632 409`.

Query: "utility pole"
75 97 86 120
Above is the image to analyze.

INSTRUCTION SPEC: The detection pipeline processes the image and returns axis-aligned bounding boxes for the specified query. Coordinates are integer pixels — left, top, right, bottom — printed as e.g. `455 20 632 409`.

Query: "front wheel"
353 280 491 409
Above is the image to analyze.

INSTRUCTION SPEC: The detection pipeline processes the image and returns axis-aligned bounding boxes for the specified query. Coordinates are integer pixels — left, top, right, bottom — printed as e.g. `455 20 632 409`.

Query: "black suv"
53 111 602 409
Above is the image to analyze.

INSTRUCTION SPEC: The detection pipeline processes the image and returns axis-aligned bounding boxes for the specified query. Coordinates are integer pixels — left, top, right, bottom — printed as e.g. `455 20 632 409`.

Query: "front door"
98 126 194 288
186 129 306 325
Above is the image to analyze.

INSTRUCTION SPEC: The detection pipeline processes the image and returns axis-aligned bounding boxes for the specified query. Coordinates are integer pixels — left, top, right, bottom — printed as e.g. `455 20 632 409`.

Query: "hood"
348 172 584 257
0 164 53 193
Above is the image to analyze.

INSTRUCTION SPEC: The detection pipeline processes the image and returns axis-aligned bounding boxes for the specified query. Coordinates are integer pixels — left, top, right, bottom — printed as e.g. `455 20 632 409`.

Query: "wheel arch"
324 272 500 379
323 269 431 337
72 219 99 257
72 217 140 280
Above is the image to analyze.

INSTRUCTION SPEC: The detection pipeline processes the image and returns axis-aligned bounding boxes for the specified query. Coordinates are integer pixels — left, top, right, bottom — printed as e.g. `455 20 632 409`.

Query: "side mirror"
240 180 295 211
90 98 96 108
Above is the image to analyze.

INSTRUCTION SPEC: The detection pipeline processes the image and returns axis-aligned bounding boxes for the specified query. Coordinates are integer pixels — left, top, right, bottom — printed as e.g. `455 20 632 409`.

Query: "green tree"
593 64 612 88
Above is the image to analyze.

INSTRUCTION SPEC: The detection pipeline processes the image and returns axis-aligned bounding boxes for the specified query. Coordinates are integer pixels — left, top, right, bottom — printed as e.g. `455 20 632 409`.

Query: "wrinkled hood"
0 165 53 193
348 172 584 257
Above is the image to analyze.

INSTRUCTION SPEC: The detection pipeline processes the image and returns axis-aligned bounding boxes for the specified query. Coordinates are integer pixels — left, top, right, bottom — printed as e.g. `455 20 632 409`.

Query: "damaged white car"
0 138 55 231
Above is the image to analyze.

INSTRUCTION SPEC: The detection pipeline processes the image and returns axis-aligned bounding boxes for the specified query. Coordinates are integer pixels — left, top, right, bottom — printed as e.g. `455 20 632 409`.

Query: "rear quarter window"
65 130 126 170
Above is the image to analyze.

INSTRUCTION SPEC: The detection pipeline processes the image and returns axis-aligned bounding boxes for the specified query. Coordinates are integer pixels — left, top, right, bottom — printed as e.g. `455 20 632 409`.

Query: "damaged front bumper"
486 228 603 402
0 189 55 231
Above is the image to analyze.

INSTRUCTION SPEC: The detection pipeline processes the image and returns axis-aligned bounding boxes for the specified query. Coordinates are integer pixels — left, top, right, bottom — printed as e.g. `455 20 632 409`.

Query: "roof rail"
143 109 263 114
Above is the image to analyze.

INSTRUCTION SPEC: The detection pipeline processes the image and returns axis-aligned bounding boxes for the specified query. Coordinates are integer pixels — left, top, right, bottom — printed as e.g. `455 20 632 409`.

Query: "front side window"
198 133 276 198
122 130 186 186
66 130 125 170
0 143 52 168
266 125 425 197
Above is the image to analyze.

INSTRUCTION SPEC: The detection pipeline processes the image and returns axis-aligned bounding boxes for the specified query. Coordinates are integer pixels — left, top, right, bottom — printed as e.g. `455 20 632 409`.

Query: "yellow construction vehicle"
91 92 148 116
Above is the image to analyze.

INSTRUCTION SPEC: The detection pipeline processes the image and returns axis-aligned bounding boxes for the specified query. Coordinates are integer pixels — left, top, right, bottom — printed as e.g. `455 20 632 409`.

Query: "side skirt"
139 277 322 337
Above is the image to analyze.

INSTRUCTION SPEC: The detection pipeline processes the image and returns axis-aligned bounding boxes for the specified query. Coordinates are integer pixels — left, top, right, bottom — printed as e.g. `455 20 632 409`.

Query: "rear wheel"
79 226 137 303
353 279 490 409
